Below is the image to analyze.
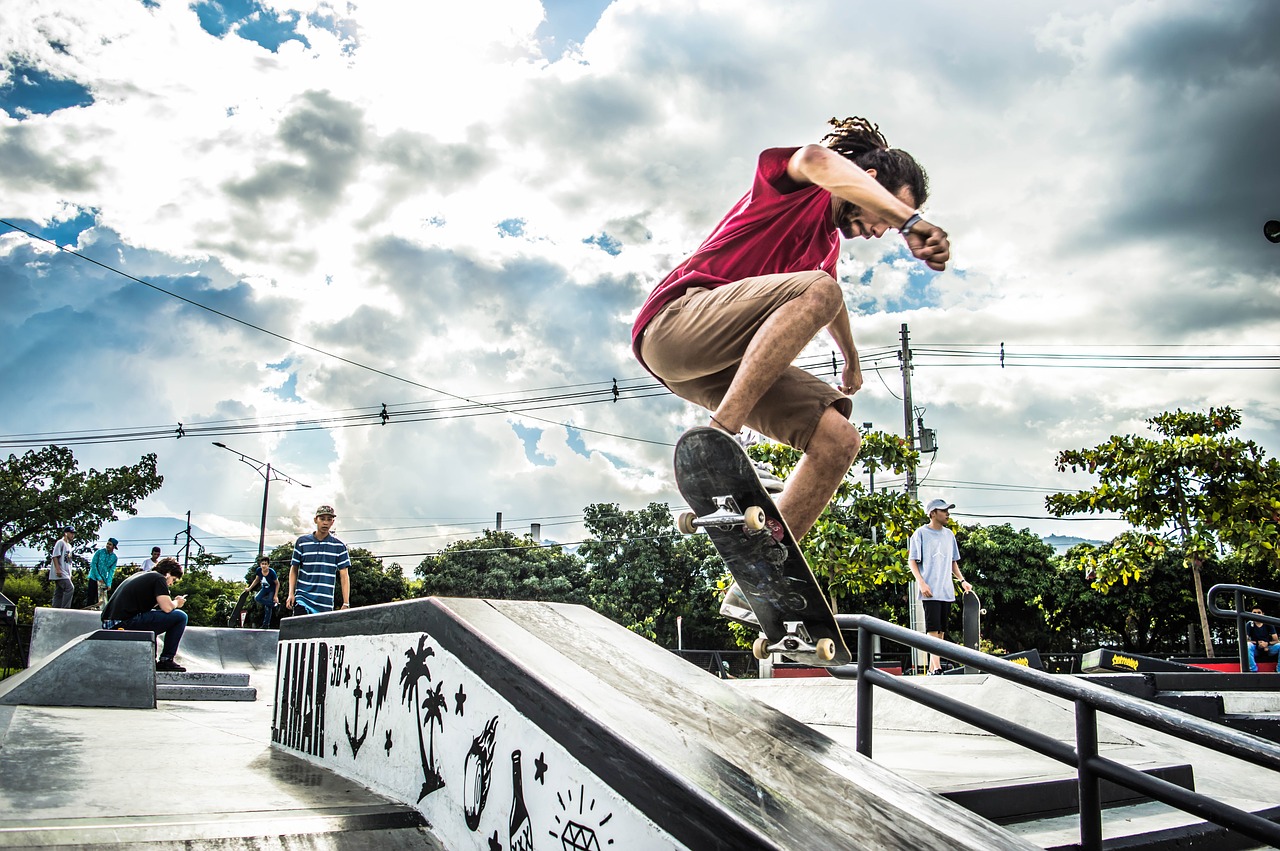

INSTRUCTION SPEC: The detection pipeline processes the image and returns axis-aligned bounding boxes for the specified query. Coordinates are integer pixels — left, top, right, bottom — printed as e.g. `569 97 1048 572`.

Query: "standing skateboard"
674 427 851 666
962 589 982 674
228 589 252 628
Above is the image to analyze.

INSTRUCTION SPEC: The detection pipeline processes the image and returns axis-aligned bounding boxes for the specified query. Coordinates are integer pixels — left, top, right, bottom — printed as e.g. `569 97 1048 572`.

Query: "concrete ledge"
0 630 155 709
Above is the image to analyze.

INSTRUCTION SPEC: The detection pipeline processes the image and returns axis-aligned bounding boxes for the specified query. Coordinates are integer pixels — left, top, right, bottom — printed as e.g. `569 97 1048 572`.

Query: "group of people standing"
44 504 352 672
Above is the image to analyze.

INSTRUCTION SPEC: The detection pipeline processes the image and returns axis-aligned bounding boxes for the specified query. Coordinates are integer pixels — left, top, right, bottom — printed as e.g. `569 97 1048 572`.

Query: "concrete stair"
157 670 257 701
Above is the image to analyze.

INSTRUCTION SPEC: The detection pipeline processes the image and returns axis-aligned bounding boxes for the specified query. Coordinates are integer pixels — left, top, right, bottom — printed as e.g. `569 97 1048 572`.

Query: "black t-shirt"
101 571 169 623
1247 620 1277 643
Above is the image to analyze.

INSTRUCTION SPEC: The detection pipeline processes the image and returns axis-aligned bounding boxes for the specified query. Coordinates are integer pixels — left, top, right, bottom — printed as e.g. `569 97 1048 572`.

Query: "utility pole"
174 510 205 572
899 323 918 500
212 442 311 559
899 323 924 670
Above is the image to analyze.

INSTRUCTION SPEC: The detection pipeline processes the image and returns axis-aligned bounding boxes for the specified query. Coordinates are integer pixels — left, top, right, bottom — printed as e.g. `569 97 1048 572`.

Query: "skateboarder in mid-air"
632 117 951 624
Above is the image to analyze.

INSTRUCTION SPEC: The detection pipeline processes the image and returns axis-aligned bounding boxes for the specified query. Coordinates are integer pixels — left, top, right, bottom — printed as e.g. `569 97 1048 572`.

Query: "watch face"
1266 220 1280 244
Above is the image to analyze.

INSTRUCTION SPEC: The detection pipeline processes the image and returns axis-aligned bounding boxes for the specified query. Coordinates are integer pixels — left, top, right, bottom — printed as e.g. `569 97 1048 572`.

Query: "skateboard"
673 426 851 666
961 590 982 674
228 589 252 628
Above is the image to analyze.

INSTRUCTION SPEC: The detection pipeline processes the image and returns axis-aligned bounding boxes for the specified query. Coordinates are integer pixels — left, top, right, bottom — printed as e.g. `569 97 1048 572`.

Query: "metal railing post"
1075 700 1102 851
1236 588 1250 672
855 626 874 758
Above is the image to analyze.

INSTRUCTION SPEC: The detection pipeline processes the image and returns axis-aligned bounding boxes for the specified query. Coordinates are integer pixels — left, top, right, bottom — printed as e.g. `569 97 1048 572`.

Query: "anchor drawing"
346 666 369 758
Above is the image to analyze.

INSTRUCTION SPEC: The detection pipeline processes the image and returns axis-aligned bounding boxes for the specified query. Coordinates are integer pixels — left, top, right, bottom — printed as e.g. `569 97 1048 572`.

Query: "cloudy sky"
2 0 1278 572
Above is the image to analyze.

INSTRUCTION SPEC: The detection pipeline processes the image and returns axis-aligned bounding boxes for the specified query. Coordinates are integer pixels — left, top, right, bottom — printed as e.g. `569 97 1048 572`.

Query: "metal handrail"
1206 583 1280 672
832 613 1280 851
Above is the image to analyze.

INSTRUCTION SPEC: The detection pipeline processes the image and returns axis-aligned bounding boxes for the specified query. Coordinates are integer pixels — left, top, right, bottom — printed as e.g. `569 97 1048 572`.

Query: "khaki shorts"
639 270 851 451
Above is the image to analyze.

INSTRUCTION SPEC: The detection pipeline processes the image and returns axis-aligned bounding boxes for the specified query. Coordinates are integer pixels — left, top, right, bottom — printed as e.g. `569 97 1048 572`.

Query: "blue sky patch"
496 218 527 238
536 0 612 53
0 59 94 117
266 357 302 402
191 0 311 52
5 208 97 246
564 425 590 459
582 232 622 256
511 422 553 466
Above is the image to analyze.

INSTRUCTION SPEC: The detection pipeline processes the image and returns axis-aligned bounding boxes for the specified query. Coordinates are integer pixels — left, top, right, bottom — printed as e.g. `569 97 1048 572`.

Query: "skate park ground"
2 605 1278 850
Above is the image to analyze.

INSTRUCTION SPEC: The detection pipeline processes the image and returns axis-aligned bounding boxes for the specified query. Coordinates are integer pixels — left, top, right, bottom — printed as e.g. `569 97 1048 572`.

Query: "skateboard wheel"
815 638 835 662
752 636 770 661
743 506 767 532
677 511 698 535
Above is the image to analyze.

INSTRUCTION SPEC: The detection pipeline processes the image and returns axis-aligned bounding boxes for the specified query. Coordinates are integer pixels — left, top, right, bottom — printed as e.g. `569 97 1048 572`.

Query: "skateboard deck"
673 426 851 666
962 590 982 674
228 589 252 628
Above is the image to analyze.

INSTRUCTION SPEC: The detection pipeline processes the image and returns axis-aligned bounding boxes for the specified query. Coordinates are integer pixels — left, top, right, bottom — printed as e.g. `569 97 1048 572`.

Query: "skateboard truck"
752 621 837 662
677 496 768 535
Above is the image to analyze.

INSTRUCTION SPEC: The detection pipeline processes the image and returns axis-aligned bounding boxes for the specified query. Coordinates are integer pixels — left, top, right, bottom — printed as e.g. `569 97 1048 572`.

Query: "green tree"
173 552 242 627
578 502 730 649
415 530 587 604
0 446 163 587
750 430 922 611
1046 407 1271 655
953 524 1058 654
347 548 410 607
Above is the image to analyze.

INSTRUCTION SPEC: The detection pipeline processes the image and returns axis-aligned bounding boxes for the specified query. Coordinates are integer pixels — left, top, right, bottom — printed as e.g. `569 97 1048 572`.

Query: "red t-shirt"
631 147 839 367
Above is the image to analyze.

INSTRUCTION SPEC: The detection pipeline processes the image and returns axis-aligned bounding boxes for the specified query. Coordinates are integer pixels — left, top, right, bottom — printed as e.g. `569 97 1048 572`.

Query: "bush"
4 573 47 614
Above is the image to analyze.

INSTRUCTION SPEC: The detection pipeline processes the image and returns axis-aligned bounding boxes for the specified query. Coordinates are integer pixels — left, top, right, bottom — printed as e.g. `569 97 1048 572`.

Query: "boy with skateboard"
908 499 973 674
633 117 950 624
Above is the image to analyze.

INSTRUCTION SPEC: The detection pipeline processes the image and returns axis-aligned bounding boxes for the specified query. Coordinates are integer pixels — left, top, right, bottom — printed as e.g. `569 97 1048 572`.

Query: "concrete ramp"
274 598 1038 851
0 629 155 708
29 607 278 673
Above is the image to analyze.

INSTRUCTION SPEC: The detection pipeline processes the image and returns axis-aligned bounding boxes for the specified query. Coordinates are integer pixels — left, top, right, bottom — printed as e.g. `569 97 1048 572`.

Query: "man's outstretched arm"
787 144 950 271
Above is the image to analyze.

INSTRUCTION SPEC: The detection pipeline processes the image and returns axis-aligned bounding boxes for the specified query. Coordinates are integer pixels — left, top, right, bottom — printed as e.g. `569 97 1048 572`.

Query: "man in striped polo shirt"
287 504 352 614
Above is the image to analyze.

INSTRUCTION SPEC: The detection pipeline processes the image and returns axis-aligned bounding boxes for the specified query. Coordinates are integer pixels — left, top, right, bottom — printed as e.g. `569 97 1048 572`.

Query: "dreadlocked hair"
821 116 929 207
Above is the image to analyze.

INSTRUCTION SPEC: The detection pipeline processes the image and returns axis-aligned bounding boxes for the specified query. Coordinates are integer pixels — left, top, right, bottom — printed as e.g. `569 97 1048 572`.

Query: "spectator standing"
247 555 280 629
288 505 351 615
141 547 162 572
49 527 76 609
86 538 119 610
907 499 973 675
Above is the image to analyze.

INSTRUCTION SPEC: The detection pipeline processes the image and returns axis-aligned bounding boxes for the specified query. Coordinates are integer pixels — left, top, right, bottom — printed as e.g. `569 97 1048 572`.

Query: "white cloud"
2 0 1278 568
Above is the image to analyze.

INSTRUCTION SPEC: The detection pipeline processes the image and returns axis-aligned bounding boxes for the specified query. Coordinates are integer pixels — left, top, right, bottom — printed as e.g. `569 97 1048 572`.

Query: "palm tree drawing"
420 680 449 799
400 635 445 801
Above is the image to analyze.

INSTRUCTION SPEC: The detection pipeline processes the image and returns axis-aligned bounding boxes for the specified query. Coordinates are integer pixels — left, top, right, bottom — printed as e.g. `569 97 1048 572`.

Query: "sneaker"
927 668 942 676
719 582 760 628
735 429 784 494
156 658 186 673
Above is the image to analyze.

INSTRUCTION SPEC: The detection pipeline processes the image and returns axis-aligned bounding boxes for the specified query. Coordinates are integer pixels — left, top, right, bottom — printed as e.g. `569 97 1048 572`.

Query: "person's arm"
787 144 950 270
952 561 973 594
156 593 185 613
907 552 933 599
287 564 298 608
339 568 350 609
247 576 261 594
825 303 862 396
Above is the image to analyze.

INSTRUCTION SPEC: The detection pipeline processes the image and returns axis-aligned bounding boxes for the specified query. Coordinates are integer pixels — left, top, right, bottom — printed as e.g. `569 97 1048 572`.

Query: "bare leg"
927 632 944 672
708 276 844 434
774 407 861 538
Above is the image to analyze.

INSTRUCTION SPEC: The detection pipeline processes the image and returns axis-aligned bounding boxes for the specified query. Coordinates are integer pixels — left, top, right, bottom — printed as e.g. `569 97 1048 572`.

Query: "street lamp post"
211 442 311 558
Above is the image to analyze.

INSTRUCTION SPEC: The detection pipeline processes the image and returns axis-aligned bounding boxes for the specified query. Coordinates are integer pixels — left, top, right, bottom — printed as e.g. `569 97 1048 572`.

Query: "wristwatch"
901 211 923 235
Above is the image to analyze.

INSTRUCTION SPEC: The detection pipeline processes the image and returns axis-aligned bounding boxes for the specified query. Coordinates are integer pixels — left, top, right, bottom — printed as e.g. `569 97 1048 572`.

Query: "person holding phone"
100 557 189 672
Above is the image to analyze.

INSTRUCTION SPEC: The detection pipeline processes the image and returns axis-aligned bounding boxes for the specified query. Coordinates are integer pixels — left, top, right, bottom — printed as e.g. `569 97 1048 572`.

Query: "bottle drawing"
509 750 534 851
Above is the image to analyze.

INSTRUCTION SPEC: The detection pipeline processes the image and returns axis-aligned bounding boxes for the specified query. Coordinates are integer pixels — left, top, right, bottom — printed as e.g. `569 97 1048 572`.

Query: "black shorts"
923 599 951 634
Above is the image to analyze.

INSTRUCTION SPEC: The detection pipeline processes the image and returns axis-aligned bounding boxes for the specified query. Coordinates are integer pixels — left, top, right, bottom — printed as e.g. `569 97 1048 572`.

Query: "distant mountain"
1042 534 1105 555
7 516 261 582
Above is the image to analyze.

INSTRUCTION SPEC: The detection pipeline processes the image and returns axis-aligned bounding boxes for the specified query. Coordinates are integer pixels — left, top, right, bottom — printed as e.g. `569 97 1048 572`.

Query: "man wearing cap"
908 498 972 675
86 538 119 610
288 505 351 615
49 527 76 608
